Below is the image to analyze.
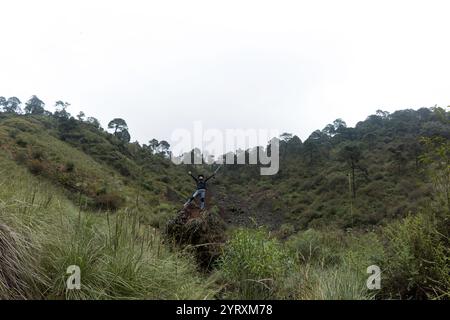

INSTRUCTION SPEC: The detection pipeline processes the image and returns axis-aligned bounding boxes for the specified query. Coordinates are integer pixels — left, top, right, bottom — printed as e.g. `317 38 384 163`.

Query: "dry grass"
0 224 44 299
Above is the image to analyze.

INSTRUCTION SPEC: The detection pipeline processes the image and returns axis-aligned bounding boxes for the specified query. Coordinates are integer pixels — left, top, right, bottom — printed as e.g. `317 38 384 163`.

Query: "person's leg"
199 189 206 209
185 190 199 207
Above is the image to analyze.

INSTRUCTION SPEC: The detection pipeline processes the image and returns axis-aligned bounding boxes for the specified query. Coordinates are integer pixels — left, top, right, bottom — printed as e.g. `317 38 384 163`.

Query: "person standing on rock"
184 171 216 210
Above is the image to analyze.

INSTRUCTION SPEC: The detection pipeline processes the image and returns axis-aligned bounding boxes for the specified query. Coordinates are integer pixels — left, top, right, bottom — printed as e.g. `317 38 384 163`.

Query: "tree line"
0 95 172 157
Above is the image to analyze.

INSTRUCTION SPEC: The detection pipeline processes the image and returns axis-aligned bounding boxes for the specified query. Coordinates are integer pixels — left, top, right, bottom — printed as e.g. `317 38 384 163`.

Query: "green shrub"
380 210 450 299
324 172 347 192
14 151 28 165
27 159 44 175
159 176 170 184
275 223 296 239
31 149 45 160
93 192 125 211
16 138 28 147
114 161 131 177
146 203 177 229
65 161 75 172
8 129 19 139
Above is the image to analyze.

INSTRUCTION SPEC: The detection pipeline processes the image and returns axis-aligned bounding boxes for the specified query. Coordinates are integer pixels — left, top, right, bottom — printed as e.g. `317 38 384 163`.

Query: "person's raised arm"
205 174 216 182
188 171 198 182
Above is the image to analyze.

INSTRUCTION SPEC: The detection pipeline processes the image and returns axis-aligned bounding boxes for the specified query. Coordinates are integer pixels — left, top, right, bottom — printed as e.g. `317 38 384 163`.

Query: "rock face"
165 204 227 269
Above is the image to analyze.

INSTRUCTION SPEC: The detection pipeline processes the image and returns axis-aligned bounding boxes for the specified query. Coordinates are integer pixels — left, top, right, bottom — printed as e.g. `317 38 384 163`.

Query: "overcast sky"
1 0 449 151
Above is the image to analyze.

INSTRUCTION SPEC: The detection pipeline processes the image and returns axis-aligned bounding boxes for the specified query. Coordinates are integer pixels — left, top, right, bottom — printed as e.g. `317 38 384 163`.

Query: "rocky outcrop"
165 204 227 269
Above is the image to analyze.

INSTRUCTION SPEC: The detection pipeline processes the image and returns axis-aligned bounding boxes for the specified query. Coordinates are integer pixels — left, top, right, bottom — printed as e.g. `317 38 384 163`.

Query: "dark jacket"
189 173 214 190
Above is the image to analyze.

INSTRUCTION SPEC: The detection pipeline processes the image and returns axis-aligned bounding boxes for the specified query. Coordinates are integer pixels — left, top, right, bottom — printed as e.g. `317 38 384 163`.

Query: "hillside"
213 108 449 231
0 105 448 300
1 108 448 231
0 112 192 223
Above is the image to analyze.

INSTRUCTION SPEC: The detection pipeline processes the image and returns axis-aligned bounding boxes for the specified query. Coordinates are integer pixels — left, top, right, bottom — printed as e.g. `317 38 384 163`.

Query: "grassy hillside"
0 107 448 300
0 150 217 299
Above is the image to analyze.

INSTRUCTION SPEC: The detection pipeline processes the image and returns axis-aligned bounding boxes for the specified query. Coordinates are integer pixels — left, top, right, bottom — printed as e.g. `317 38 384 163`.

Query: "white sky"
1 0 449 150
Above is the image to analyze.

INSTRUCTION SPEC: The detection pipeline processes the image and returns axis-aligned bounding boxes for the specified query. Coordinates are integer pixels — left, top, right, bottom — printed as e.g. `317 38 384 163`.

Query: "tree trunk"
351 163 356 199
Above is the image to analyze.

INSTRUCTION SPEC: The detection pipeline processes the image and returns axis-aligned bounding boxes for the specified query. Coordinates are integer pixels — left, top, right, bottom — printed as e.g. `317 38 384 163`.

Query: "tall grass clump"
0 223 44 299
217 228 291 299
41 210 217 300
280 263 372 300
282 229 384 300
285 229 344 266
